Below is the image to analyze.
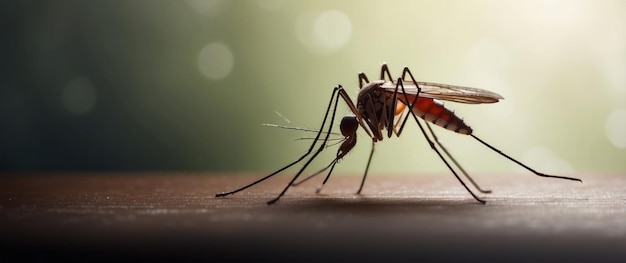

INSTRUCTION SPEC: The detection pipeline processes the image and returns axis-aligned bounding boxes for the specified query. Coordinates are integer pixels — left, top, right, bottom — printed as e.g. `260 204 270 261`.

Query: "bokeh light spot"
62 77 97 115
605 109 626 148
198 42 234 80
313 10 352 51
295 10 352 55
603 59 626 95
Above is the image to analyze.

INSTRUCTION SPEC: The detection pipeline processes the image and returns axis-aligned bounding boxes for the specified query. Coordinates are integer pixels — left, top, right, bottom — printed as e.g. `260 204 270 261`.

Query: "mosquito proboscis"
216 64 582 204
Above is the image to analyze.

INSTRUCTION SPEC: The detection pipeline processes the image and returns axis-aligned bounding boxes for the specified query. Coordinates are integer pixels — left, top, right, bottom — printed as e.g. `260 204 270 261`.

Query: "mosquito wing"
381 80 504 104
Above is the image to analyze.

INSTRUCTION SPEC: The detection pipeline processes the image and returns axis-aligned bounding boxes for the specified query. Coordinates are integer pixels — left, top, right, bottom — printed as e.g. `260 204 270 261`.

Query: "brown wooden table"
1 173 624 262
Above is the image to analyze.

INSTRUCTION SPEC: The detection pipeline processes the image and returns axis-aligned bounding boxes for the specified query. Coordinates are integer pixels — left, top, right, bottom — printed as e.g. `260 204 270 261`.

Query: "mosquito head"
338 115 358 159
340 115 358 137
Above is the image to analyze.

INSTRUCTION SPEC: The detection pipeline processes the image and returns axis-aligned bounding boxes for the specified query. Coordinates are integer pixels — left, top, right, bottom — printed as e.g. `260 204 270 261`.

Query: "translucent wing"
380 80 504 104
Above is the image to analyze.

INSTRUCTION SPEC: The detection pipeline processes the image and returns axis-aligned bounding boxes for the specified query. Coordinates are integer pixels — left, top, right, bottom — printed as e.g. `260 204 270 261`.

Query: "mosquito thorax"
340 115 358 137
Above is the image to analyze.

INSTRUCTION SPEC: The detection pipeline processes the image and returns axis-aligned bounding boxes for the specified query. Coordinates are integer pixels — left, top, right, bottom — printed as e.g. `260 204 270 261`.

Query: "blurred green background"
2 0 625 176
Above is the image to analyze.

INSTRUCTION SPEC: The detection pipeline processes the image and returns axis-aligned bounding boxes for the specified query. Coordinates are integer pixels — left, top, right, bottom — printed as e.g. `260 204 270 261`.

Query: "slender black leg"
358 73 369 88
395 103 413 136
471 135 582 183
380 63 394 82
294 87 378 196
265 86 345 204
396 72 486 204
215 86 341 203
291 160 335 186
393 67 420 137
356 140 375 194
392 80 491 193
353 63 397 193
424 122 492 193
316 159 339 193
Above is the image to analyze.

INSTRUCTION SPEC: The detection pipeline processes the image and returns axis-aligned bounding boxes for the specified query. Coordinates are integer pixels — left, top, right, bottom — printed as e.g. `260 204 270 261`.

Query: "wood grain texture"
1 173 624 262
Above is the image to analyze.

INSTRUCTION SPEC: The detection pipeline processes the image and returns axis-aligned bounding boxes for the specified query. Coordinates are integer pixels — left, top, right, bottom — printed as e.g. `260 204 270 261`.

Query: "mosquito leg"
303 138 360 194
215 86 340 201
395 101 414 136
386 76 399 139
470 135 583 183
393 85 491 194
380 63 394 82
356 140 375 194
358 72 369 88
410 108 486 203
392 108 406 136
394 80 419 137
387 66 423 137
291 160 335 186
295 86 377 197
265 86 345 205
397 78 486 204
425 122 492 194
316 159 339 194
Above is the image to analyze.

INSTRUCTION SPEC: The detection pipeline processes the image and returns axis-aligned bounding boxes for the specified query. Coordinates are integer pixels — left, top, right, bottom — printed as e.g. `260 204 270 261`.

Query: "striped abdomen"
399 95 472 135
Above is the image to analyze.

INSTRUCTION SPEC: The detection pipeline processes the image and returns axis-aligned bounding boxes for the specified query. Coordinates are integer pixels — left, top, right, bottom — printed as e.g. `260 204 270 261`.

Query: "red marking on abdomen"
399 95 472 135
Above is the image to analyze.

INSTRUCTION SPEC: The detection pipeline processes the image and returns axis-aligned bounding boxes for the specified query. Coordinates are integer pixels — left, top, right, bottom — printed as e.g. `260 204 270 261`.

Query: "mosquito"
216 64 582 204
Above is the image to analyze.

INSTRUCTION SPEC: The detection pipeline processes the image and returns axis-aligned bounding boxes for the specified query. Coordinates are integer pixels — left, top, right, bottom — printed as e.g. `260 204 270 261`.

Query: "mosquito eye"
340 115 358 137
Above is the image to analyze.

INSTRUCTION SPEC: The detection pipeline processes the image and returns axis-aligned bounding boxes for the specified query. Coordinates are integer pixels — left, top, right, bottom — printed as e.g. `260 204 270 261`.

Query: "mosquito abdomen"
405 96 472 135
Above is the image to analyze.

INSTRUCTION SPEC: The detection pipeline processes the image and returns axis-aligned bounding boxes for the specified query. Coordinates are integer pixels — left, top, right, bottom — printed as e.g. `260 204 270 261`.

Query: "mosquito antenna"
325 138 347 147
470 135 582 183
262 123 343 136
266 86 345 204
295 137 344 142
216 86 341 201
263 123 344 144
273 110 291 124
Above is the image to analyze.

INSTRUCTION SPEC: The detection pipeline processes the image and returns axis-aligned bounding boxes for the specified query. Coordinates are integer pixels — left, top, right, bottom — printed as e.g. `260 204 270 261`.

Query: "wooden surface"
1 172 625 262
